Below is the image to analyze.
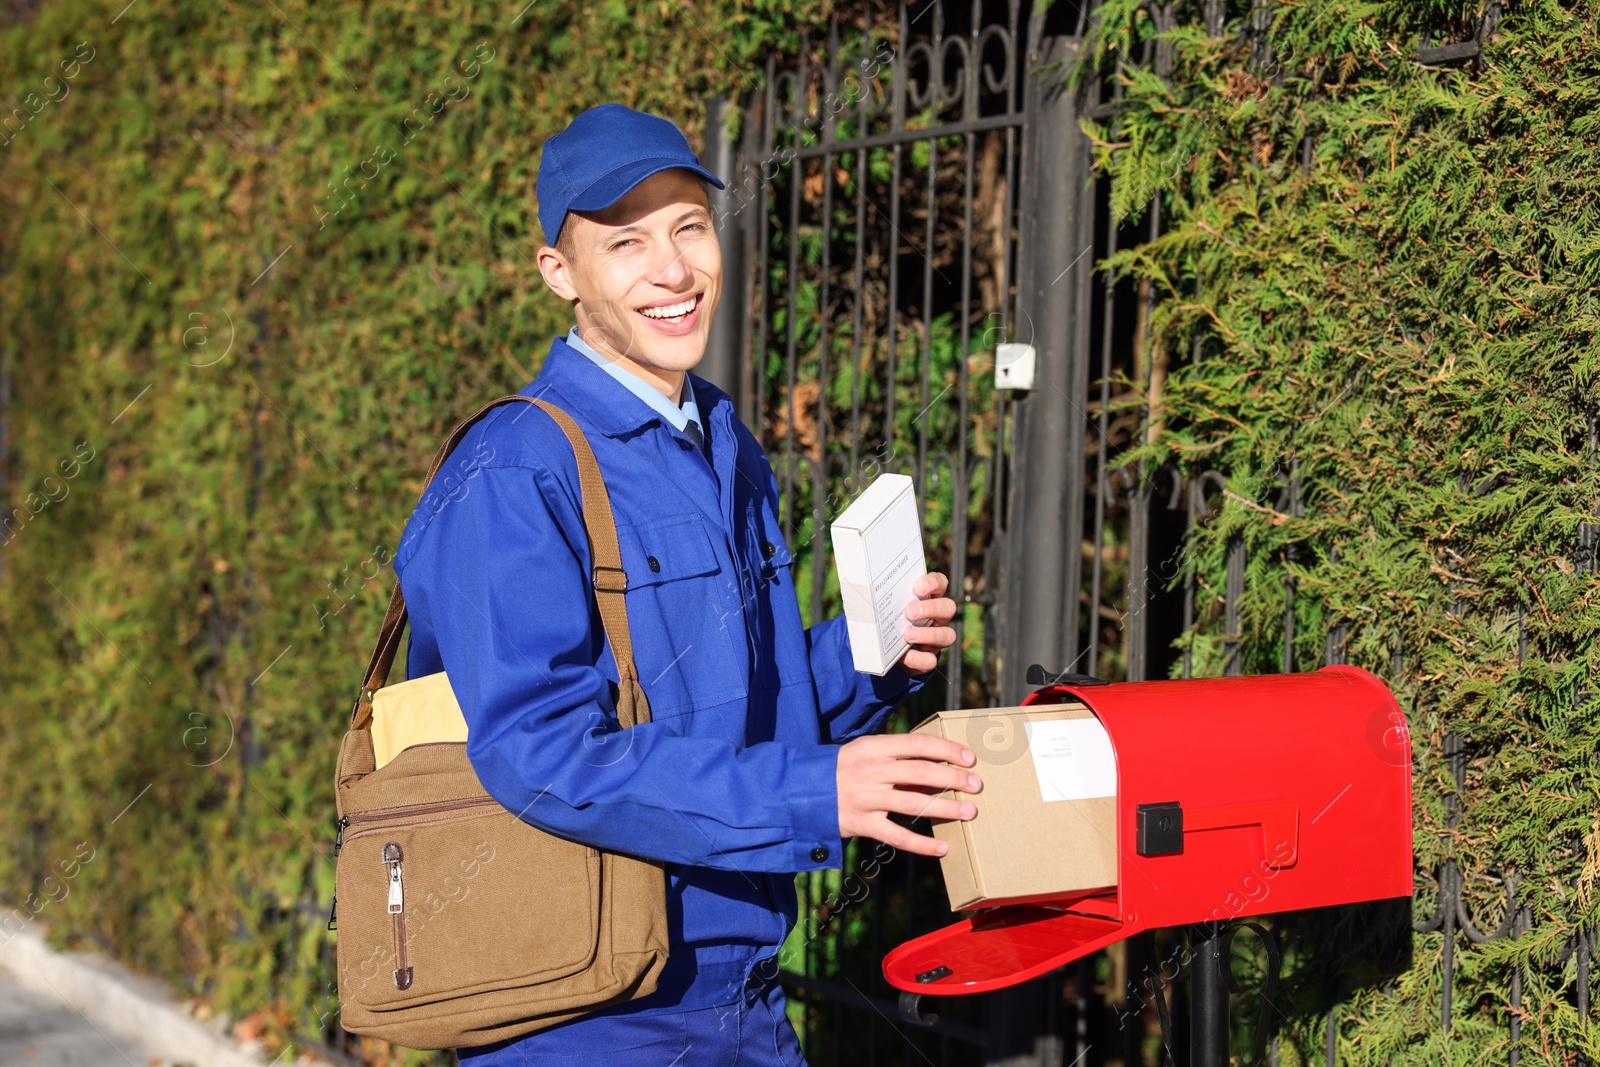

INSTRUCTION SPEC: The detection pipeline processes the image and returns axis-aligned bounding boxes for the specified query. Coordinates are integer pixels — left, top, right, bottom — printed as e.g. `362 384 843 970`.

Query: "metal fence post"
1002 30 1091 704
701 93 750 420
987 26 1089 1067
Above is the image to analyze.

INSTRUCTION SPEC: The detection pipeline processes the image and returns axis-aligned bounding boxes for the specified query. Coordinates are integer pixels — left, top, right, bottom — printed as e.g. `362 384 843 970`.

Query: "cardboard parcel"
913 703 1119 910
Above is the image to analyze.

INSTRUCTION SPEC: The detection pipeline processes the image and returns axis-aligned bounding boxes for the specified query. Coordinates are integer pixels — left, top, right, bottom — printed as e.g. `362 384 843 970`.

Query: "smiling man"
393 104 982 1065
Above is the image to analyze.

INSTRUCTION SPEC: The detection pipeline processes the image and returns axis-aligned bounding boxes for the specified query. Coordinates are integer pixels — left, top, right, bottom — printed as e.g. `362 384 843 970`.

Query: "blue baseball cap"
537 104 726 246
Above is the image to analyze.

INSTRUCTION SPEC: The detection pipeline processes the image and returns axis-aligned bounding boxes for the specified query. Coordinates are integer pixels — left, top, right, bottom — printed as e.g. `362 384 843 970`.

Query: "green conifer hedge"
1085 0 1599 1061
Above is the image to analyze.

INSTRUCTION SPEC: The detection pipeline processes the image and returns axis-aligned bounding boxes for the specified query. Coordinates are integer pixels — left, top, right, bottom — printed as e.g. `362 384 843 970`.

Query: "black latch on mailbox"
1137 801 1184 857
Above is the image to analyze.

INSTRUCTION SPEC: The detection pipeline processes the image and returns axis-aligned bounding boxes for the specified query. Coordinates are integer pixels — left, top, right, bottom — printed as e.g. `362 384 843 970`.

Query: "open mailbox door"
883 665 1413 996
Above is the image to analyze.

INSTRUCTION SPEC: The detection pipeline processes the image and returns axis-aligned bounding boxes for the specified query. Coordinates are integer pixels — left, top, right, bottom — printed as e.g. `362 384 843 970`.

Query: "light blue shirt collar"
565 327 701 434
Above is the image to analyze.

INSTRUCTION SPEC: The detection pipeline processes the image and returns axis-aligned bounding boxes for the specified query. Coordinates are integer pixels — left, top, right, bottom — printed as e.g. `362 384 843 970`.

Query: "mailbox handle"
1187 800 1299 868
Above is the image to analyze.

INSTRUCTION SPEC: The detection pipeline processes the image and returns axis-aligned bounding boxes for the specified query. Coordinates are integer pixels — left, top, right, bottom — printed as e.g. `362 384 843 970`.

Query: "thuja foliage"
0 1 833 1062
1084 0 1599 1062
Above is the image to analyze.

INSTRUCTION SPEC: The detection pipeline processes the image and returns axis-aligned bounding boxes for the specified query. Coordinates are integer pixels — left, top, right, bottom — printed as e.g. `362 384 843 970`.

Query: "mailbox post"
884 665 1413 1066
1190 921 1228 1066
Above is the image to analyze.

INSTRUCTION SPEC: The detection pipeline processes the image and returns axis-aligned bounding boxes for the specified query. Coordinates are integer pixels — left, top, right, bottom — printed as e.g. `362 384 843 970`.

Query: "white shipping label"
1023 718 1117 803
863 505 925 660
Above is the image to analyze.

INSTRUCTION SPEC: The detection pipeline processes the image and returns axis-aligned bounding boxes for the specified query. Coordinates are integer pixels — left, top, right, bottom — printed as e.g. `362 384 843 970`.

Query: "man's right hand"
836 733 982 857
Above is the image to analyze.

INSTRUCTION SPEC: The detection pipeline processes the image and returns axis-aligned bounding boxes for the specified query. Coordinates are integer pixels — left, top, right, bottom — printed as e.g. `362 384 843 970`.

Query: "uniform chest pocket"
613 517 746 717
745 501 810 688
618 516 721 586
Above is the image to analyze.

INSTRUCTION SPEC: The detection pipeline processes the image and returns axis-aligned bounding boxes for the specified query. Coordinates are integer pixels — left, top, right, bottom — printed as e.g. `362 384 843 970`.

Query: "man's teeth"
639 296 698 320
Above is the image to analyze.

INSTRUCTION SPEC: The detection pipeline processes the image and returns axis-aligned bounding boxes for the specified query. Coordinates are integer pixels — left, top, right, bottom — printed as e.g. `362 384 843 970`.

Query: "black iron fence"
698 1 1595 1065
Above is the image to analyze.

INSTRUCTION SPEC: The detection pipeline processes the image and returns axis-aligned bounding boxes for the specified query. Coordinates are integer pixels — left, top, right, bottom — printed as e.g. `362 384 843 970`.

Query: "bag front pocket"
335 796 602 1011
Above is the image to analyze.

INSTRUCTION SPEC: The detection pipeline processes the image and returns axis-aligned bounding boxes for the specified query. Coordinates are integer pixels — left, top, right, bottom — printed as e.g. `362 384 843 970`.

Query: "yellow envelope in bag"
368 672 468 769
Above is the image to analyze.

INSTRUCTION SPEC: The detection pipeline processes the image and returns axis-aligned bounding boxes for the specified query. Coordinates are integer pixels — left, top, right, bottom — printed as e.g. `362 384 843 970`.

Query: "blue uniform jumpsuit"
393 333 925 1064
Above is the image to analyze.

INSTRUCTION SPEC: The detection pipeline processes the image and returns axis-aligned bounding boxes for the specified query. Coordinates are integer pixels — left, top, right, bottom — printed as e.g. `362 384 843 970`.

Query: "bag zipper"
345 796 502 825
327 815 350 930
341 797 503 844
383 842 413 990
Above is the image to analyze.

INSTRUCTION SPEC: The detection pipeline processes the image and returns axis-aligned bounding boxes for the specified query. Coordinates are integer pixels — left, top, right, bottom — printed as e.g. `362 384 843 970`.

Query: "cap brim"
567 156 727 217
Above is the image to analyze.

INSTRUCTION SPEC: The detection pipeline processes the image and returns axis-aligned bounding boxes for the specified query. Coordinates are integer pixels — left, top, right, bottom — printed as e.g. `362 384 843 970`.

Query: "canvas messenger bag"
333 395 669 1050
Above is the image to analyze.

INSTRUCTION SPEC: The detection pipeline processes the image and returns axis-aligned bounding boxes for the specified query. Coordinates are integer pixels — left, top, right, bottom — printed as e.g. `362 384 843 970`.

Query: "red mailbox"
883 665 1412 996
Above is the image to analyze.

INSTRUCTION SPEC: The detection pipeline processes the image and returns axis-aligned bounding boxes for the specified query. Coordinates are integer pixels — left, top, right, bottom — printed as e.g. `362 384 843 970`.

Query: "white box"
830 473 929 675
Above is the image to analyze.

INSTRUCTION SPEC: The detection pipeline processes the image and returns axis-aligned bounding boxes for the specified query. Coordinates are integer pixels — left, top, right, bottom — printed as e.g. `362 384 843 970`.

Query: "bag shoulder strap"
349 395 650 732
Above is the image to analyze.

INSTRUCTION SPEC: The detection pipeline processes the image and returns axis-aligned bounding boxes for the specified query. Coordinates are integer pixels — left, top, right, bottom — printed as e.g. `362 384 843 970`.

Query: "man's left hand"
899 572 958 676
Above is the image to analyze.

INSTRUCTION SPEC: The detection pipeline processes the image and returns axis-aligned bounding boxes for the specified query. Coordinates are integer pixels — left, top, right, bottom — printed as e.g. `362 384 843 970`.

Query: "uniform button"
763 541 776 558
810 846 829 863
647 555 661 573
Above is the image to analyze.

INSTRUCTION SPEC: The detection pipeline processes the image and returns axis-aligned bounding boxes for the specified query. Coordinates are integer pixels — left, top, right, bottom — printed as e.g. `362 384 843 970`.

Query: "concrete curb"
0 923 270 1067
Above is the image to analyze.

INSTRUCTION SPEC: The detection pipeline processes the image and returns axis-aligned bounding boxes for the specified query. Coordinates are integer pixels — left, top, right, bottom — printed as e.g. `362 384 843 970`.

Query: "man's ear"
536 245 579 302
